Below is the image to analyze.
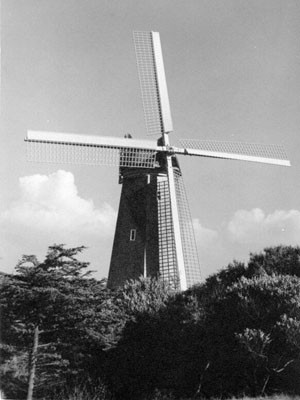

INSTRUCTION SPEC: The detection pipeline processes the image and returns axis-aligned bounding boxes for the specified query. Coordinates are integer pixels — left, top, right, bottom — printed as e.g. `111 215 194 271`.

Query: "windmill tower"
25 31 290 291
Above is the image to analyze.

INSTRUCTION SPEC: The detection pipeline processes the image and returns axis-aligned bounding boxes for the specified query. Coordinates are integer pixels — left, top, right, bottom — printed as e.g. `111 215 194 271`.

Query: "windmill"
25 31 290 291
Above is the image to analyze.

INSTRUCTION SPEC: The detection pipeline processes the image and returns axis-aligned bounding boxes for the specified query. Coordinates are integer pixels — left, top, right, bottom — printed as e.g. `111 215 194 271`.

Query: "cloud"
1 170 117 241
193 218 218 247
192 208 300 279
0 170 118 277
228 208 300 246
2 171 299 281
192 219 221 278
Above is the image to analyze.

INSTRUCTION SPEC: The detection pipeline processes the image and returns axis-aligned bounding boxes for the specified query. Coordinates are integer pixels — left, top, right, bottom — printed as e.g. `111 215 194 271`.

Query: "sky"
1 0 300 280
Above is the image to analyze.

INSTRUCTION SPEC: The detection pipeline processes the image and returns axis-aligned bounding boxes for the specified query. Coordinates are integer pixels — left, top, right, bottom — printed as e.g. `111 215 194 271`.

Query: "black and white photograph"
1 1 300 399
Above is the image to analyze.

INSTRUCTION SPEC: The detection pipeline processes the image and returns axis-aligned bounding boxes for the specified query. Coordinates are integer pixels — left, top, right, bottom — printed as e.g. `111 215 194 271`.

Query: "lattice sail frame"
133 31 173 137
26 141 157 168
157 168 201 290
157 174 179 289
25 131 158 169
180 139 288 160
174 169 201 287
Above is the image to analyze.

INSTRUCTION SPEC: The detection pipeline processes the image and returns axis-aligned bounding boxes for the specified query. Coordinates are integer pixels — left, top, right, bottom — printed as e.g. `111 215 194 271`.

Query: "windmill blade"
157 170 201 290
25 130 159 168
157 174 180 289
173 169 201 287
133 31 173 137
165 155 187 291
178 139 291 166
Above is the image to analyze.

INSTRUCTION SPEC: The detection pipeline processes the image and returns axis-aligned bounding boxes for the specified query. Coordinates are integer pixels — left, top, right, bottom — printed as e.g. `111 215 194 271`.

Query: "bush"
105 246 300 399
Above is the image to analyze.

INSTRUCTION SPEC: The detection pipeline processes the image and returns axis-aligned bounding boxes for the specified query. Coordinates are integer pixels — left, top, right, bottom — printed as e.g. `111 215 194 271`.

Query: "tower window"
130 229 136 241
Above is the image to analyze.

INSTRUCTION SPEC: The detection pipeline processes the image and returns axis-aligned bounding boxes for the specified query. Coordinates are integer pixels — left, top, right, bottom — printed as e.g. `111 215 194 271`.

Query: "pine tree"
0 244 108 399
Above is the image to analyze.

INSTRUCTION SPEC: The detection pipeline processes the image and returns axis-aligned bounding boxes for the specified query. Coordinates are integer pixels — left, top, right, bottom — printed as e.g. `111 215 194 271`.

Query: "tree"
3 245 300 399
190 247 300 398
105 246 300 399
193 245 300 307
0 244 108 399
247 245 300 277
215 274 300 396
105 278 204 400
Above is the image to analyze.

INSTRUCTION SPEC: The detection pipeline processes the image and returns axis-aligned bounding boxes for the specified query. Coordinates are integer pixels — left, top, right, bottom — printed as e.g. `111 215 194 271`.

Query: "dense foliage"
1 245 300 399
0 245 110 399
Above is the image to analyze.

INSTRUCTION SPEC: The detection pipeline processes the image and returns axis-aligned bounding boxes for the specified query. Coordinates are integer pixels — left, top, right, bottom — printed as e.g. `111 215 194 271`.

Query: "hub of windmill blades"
25 31 291 292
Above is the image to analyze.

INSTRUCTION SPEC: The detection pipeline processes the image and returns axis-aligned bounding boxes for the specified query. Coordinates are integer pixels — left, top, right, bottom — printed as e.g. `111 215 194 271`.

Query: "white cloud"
193 208 300 279
192 219 220 278
2 172 299 281
193 218 218 247
1 170 117 240
0 170 117 277
228 208 300 246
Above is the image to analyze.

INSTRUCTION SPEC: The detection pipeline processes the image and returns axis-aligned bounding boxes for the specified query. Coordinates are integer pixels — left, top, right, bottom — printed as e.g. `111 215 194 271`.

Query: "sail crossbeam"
25 131 158 168
177 139 291 166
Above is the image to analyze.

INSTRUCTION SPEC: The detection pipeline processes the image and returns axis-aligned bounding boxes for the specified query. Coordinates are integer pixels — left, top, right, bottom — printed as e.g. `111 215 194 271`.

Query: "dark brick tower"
107 165 162 288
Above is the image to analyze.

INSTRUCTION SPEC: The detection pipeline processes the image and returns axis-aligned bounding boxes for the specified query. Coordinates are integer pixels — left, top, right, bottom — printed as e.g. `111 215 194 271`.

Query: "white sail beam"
151 32 173 134
166 155 187 291
133 31 173 137
26 130 160 151
176 139 290 166
174 147 290 166
25 131 159 168
26 132 291 167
